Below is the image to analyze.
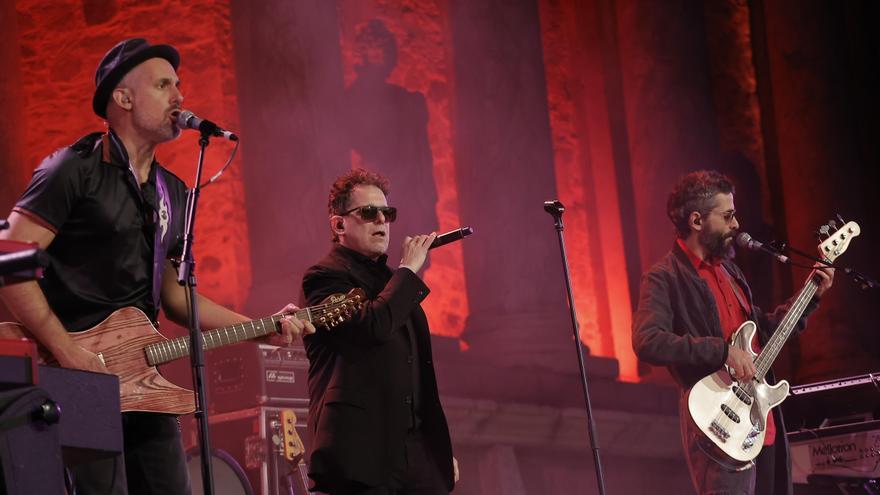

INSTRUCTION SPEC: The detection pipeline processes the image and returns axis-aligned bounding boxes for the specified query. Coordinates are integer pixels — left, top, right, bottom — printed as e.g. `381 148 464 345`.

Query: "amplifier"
183 406 311 495
207 343 309 413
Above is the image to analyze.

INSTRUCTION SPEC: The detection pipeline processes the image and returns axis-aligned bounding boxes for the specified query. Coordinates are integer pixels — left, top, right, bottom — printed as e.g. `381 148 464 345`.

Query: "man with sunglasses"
301 168 456 494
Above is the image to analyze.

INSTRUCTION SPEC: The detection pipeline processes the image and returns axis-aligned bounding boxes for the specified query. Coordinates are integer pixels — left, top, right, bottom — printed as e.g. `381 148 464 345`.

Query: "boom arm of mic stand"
777 242 878 290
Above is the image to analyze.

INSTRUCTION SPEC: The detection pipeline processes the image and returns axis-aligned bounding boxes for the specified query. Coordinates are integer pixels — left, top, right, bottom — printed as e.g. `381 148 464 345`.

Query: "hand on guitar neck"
811 261 835 297
268 302 317 347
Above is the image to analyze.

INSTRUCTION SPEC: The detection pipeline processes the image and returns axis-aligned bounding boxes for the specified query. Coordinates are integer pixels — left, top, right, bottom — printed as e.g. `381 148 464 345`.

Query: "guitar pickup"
720 404 741 423
732 386 753 406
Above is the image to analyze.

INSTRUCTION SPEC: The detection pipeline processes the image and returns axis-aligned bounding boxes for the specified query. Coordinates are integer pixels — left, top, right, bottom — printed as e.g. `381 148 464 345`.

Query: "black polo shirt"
14 131 188 332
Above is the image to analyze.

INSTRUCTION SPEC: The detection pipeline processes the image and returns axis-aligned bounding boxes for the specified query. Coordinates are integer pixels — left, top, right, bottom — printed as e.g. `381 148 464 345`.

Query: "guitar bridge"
709 421 730 442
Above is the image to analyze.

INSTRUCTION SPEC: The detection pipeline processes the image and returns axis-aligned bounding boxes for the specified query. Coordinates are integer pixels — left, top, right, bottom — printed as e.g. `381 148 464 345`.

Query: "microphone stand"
177 130 215 495
774 242 879 291
543 200 607 495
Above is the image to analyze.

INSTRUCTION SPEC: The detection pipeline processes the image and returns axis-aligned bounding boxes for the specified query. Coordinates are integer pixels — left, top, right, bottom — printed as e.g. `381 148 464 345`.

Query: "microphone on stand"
429 227 474 250
735 232 789 264
175 110 238 141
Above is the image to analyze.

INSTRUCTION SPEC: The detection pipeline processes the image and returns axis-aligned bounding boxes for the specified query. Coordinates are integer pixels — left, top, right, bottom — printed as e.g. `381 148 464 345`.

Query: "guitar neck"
754 274 820 378
145 308 313 366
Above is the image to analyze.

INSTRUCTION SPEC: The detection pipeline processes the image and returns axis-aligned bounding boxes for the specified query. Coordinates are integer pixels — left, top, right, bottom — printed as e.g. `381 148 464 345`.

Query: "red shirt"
677 239 775 445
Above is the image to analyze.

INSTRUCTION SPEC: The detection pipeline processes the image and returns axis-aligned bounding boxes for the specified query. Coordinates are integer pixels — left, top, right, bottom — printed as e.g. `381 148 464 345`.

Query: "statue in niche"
343 19 439 264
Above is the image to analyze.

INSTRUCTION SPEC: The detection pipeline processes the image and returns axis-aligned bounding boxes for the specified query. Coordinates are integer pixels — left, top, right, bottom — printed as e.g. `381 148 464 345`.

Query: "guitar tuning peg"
828 219 838 231
836 214 845 226
817 225 830 239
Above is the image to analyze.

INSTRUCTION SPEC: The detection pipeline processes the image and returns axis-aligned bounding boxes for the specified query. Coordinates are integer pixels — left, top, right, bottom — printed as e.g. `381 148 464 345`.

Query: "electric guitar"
687 220 860 463
0 288 365 415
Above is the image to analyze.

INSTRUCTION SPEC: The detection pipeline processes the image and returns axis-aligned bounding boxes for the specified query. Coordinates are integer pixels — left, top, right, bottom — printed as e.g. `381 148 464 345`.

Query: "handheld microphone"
429 227 474 250
175 110 239 141
735 232 789 264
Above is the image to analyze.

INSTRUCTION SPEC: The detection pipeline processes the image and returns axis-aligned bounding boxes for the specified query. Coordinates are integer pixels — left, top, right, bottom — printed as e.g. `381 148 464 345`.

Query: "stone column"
229 0 350 314
449 0 578 372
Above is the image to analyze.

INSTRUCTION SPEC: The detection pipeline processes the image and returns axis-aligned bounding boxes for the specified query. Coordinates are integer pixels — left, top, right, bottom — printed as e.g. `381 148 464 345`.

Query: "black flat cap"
92 38 180 118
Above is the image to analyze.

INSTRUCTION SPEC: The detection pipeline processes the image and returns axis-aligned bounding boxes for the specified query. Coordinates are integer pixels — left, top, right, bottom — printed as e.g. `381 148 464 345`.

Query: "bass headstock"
816 216 861 263
279 409 304 463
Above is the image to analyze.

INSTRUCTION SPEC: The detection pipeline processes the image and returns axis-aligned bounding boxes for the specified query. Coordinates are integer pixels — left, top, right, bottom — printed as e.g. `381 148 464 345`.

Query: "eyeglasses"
342 205 397 223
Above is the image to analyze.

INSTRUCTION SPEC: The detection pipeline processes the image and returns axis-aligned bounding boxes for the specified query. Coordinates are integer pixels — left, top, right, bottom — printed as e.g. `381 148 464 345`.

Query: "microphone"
429 227 474 250
735 232 789 264
175 110 239 141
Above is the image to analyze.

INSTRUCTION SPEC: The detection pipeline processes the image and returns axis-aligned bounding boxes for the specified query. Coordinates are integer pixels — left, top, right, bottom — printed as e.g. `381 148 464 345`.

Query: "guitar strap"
151 171 172 311
720 264 750 317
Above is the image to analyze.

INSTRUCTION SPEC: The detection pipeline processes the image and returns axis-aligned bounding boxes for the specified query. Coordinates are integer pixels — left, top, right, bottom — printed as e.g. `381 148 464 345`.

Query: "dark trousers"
71 412 190 495
326 431 448 495
680 394 783 495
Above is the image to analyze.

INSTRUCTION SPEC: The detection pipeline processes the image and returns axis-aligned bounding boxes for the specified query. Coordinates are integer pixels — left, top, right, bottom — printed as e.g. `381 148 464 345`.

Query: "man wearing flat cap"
0 38 314 494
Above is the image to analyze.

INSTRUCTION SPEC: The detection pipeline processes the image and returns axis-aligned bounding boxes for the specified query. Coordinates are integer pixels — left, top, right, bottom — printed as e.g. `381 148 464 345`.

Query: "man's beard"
134 113 180 143
700 228 735 261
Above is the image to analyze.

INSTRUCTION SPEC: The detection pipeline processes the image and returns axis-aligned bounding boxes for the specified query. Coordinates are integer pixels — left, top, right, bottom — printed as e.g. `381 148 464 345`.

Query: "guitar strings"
709 264 824 454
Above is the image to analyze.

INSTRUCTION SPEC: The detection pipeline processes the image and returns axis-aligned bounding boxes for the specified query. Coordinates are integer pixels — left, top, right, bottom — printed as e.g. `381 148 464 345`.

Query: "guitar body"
0 289 365 416
687 320 789 463
0 307 196 414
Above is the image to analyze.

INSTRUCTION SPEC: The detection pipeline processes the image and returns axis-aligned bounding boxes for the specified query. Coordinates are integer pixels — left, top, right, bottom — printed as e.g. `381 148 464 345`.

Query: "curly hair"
666 170 735 238
328 168 391 242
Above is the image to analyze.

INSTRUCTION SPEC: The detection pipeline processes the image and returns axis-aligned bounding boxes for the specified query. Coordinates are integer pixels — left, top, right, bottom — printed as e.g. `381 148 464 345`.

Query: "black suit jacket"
301 245 454 492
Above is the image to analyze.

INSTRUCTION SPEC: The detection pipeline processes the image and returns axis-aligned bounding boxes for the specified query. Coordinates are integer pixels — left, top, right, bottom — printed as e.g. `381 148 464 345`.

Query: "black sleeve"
302 265 429 348
632 269 728 371
15 149 86 231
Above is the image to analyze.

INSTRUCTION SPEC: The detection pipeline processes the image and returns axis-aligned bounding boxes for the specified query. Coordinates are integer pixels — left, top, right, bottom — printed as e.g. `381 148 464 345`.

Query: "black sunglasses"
342 205 398 223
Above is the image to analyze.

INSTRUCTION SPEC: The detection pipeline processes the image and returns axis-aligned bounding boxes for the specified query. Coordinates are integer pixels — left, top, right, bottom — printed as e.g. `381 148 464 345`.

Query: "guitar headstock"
816 217 861 263
312 288 366 329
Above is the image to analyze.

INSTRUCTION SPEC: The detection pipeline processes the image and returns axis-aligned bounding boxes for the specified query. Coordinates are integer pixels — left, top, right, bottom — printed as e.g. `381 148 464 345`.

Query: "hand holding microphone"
429 227 474 250
400 227 474 273
399 233 437 274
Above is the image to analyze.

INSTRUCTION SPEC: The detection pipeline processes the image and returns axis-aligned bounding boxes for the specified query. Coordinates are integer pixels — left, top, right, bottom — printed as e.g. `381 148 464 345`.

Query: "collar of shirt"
104 129 160 181
676 238 723 270
333 243 389 269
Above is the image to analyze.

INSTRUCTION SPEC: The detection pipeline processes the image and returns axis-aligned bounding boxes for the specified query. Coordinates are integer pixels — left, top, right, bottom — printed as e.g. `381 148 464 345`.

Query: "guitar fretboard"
144 309 311 366
753 270 822 379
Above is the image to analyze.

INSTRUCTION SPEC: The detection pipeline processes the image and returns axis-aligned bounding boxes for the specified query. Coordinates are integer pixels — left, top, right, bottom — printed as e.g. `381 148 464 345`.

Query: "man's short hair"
666 170 735 238
328 168 391 241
